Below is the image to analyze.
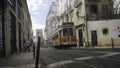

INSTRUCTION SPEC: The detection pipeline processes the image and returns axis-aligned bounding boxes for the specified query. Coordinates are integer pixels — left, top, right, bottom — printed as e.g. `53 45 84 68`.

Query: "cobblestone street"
0 0 120 68
40 48 120 68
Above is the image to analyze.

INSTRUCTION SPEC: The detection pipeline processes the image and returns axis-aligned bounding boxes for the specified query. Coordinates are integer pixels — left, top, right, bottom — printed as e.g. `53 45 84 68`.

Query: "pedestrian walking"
33 43 35 58
23 40 27 52
25 40 31 52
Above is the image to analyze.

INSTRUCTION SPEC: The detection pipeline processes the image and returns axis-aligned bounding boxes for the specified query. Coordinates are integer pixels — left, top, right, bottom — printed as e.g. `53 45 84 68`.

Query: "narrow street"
40 48 120 68
0 0 120 68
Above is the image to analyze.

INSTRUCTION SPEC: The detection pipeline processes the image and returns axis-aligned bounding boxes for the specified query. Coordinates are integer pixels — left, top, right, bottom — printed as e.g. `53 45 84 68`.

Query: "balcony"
74 0 82 8
62 22 74 27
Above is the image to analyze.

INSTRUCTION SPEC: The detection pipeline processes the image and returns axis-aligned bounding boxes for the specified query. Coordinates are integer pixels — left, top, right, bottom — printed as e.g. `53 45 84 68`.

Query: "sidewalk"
0 52 38 68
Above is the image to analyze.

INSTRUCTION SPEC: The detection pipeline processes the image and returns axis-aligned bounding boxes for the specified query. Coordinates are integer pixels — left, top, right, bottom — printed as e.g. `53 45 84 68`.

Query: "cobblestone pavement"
40 48 120 68
0 52 38 68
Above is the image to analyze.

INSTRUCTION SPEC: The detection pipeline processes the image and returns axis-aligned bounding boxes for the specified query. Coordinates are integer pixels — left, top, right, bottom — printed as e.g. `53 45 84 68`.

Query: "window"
102 5 109 18
88 0 100 2
119 35 120 37
63 28 73 36
91 4 98 14
69 28 73 35
70 12 73 22
37 32 40 36
8 0 16 12
63 28 68 36
66 14 69 21
103 28 109 34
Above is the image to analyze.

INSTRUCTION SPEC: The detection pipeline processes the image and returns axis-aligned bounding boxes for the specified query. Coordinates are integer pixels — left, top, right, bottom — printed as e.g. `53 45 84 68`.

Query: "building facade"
36 29 43 38
74 0 120 47
36 29 44 47
114 0 120 14
0 0 5 58
45 0 120 48
0 0 32 58
45 2 58 47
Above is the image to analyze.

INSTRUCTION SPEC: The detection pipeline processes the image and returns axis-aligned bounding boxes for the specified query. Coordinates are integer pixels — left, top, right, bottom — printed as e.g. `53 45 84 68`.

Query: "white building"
45 2 58 46
45 0 120 48
56 0 75 24
114 0 120 14
73 0 120 47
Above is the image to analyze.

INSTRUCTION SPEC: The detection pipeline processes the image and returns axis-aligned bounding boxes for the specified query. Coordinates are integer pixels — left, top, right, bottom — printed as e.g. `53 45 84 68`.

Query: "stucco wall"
88 19 120 47
73 0 86 26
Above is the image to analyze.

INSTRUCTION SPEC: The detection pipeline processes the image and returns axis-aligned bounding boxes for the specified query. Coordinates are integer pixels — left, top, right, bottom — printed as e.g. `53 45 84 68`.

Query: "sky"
27 0 56 36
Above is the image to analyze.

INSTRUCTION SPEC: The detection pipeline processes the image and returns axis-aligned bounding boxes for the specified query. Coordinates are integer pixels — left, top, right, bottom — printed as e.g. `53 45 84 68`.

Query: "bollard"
111 38 114 48
35 37 41 68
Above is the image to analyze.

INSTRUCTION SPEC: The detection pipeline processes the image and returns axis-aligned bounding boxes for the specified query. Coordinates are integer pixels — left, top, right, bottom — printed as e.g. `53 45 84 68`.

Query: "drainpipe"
83 0 89 48
84 20 89 48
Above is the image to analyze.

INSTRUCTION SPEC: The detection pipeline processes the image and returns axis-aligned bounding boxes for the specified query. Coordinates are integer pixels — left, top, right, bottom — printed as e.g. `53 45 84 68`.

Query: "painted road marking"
74 56 94 60
47 60 74 68
47 56 95 68
98 52 119 58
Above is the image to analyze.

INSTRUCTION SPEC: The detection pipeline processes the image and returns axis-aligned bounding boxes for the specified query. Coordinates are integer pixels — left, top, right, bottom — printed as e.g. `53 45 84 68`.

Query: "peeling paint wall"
88 19 120 47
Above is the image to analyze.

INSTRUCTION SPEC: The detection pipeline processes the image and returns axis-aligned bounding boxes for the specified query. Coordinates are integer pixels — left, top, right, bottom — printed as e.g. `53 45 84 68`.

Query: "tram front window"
63 28 73 36
69 28 73 35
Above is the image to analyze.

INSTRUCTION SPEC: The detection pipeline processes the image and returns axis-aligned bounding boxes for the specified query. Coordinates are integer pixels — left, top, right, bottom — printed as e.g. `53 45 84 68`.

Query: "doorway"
18 22 22 52
91 30 98 46
0 0 5 58
78 29 83 46
10 12 17 54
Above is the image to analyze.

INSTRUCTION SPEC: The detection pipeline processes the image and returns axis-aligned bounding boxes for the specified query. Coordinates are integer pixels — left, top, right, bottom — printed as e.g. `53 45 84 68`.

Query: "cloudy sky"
27 0 56 36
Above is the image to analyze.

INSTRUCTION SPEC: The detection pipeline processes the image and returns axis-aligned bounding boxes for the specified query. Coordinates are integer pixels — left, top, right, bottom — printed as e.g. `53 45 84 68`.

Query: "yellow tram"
52 23 77 49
